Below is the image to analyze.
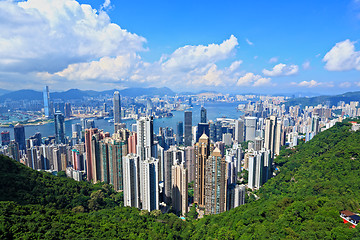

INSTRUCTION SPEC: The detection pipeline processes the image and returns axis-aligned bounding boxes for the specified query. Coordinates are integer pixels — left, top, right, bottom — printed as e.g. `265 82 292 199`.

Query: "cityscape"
1 0 360 239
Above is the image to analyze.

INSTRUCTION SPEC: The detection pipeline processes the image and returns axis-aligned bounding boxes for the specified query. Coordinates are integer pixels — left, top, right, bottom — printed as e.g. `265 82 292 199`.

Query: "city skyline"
1 0 360 94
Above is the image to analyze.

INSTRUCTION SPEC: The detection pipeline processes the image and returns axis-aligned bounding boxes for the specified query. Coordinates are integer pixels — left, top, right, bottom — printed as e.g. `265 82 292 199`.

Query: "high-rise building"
163 146 184 204
8 140 20 162
227 184 245 210
123 153 140 208
85 128 99 181
113 91 121 125
194 133 211 208
248 149 271 189
140 157 159 211
200 106 207 123
264 116 281 158
14 123 26 151
196 123 210 142
176 121 183 145
43 86 51 118
311 113 320 135
1 131 10 146
185 146 195 183
64 102 71 118
137 117 155 161
234 119 244 143
245 117 257 142
204 148 227 215
184 111 192 146
54 110 65 144
172 163 188 215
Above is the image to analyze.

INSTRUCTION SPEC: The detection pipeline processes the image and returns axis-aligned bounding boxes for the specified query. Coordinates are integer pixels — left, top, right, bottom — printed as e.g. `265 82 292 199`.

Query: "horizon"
1 0 360 94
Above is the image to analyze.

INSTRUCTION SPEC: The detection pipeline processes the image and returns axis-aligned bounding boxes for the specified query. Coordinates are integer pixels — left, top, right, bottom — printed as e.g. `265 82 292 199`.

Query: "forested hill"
1 121 360 239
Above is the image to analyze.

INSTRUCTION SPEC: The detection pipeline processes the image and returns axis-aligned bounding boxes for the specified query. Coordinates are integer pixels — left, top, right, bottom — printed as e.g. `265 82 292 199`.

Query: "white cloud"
262 63 299 77
237 72 272 87
323 39 360 71
339 82 352 88
246 38 254 46
269 57 278 63
101 0 111 10
302 60 310 70
291 80 333 88
0 0 146 73
161 35 238 72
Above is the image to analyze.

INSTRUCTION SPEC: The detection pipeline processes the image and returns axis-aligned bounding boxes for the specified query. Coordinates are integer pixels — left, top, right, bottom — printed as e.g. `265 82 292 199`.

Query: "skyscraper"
234 119 244 143
113 91 121 125
176 121 183 145
64 102 71 118
205 148 227 215
136 117 155 161
245 117 257 142
123 153 140 208
140 157 159 211
200 106 207 123
43 86 51 118
14 123 26 151
184 111 192 146
194 133 211 208
1 131 10 146
264 116 281 158
172 162 188 215
196 123 210 142
164 146 184 204
54 110 65 144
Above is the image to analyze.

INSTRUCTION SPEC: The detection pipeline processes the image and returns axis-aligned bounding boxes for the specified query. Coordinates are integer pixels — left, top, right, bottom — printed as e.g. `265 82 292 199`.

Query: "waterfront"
0 102 243 140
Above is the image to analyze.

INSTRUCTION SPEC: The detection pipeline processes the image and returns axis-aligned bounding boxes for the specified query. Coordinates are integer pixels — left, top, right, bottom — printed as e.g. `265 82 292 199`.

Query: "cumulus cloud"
323 39 360 71
237 73 272 87
161 35 238 72
0 0 146 73
269 57 278 63
262 63 299 77
40 35 244 88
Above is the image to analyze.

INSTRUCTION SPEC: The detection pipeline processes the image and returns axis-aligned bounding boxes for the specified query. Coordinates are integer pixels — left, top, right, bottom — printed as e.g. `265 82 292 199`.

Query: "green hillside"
1 121 360 239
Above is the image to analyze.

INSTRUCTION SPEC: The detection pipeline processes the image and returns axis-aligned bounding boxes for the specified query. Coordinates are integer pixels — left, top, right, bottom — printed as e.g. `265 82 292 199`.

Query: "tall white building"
137 117 155 161
140 157 159 211
245 117 257 142
264 116 281 158
123 154 140 208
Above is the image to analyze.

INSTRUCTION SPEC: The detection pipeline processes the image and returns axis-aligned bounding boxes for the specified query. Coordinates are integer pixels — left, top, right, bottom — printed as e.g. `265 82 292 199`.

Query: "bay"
0 102 243 140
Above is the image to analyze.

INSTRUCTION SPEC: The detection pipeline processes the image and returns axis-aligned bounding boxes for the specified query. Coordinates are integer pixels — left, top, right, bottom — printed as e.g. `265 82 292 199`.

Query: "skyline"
1 0 360 94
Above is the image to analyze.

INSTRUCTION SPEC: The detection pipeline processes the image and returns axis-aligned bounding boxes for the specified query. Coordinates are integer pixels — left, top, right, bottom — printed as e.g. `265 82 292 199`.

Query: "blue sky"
1 0 360 94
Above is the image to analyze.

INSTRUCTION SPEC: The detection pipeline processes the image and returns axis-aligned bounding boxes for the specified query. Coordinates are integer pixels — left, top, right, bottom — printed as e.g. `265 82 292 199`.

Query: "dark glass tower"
54 110 65 144
200 106 207 123
176 121 183 145
14 124 26 151
184 111 192 146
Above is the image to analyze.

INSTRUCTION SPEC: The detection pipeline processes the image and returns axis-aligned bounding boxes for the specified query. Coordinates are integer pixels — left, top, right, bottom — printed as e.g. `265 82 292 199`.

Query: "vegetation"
1 121 360 239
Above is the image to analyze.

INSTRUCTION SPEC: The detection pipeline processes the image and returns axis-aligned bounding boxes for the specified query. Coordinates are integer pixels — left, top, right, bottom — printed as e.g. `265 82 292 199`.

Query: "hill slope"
1 121 360 239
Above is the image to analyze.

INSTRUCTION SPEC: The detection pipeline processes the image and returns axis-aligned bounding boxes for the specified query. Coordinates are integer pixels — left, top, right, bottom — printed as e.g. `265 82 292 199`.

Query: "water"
0 102 243 140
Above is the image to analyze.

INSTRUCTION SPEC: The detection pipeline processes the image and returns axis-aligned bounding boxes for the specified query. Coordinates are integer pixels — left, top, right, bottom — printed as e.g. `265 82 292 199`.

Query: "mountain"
1 121 360 239
286 91 360 107
0 87 176 102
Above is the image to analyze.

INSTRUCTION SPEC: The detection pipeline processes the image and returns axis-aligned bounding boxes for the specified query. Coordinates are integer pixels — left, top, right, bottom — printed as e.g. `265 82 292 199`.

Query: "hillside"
0 87 176 102
286 91 360 107
1 121 360 239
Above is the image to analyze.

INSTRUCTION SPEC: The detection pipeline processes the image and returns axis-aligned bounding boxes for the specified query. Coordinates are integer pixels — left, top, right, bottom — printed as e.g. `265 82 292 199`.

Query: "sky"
1 0 360 95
